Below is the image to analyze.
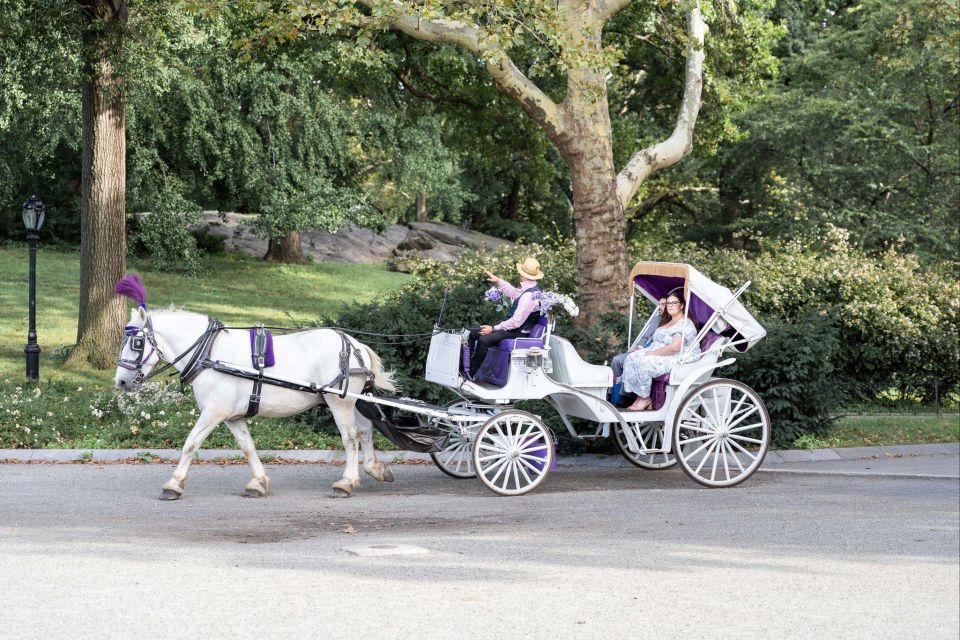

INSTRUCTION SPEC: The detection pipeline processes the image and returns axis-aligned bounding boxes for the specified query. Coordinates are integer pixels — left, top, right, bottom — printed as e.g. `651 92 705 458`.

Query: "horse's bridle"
117 317 163 389
117 314 224 390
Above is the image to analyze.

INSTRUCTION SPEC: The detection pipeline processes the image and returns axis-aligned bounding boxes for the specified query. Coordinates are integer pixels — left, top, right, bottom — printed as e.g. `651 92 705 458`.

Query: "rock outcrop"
196 212 514 270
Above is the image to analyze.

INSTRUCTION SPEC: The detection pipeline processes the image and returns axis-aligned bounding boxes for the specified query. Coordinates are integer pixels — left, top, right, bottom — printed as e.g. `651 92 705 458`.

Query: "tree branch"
358 1 566 137
590 0 632 24
615 2 708 208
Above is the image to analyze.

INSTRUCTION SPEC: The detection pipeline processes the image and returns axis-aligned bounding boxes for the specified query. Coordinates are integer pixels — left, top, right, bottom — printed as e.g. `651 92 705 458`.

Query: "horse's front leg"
225 418 270 498
355 409 394 483
328 399 361 498
160 407 226 501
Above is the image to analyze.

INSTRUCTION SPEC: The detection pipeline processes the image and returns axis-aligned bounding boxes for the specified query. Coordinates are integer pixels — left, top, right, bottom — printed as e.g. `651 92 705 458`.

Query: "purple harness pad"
249 329 276 368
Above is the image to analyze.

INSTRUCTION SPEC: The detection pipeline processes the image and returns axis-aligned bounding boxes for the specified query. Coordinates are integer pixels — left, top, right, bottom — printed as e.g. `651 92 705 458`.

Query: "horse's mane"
115 273 147 308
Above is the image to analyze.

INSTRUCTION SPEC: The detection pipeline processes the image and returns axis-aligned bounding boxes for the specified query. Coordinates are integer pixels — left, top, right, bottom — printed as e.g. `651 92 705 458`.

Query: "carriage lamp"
22 195 46 380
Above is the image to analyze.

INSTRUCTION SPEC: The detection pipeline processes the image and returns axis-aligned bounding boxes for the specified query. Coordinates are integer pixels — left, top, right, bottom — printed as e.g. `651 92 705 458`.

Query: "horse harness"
120 318 375 418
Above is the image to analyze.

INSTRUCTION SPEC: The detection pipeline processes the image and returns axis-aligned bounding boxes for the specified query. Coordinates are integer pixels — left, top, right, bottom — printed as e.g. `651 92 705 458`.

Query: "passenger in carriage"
466 257 545 379
621 289 700 411
610 296 667 383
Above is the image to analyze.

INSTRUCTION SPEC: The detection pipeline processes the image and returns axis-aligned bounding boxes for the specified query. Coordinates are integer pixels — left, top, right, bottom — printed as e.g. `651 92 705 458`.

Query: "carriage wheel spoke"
488 456 511 485
476 442 508 454
724 404 760 431
719 439 731 481
729 434 764 445
728 422 764 434
710 438 721 481
727 440 746 473
694 440 719 475
683 437 716 465
727 436 759 463
516 458 535 484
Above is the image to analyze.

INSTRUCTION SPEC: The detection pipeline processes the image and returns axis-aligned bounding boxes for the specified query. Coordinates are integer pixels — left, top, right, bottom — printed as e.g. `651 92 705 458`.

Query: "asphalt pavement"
0 448 957 640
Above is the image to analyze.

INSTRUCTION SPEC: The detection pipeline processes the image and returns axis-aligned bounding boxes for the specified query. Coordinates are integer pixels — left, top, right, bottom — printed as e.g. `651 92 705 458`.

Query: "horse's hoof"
242 489 265 498
381 467 394 483
329 487 351 499
159 489 182 501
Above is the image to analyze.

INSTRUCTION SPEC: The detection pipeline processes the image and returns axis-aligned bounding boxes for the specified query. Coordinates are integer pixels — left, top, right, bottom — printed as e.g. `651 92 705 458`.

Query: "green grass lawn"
0 244 411 449
792 414 960 449
0 244 410 388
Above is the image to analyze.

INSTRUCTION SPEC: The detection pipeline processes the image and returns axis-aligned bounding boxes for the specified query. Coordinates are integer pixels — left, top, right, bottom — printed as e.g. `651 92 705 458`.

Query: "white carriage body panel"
425 331 463 387
546 336 613 389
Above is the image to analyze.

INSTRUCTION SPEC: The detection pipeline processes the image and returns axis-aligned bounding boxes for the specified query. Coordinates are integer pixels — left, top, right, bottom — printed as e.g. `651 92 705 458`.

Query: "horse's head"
115 306 162 392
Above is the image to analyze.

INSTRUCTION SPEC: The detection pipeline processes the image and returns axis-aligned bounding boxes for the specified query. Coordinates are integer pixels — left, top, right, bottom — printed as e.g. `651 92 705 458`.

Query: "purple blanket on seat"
249 329 276 368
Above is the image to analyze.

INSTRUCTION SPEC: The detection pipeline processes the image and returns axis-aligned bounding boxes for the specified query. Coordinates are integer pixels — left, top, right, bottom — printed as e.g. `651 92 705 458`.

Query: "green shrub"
634 226 960 404
191 227 226 255
726 313 843 448
127 189 205 274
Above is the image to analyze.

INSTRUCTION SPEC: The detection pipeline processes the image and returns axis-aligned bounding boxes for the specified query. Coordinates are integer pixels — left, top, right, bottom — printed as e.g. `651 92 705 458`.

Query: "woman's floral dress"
621 318 700 398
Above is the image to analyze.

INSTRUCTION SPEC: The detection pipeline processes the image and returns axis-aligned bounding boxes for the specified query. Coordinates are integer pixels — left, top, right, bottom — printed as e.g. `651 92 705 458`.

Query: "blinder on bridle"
117 322 159 389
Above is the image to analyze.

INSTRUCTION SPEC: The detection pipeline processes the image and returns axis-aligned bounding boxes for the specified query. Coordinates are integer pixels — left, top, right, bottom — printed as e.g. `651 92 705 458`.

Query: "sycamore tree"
239 0 776 322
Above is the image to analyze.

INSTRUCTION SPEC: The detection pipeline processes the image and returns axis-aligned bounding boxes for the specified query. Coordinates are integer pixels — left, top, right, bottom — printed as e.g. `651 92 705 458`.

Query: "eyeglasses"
665 301 682 307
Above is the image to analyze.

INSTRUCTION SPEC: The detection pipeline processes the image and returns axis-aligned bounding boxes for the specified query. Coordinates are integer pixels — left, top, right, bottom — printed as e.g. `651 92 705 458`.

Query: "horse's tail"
363 345 397 393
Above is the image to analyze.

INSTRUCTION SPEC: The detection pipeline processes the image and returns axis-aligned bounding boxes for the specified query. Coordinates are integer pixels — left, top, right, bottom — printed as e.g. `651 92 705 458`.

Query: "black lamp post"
22 195 46 380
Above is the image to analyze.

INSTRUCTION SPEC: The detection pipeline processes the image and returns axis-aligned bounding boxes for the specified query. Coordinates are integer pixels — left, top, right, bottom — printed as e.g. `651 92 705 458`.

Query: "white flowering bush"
0 379 340 450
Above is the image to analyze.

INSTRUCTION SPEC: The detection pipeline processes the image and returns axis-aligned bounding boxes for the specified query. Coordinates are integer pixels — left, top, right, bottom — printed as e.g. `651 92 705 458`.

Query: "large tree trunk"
264 230 309 264
553 58 628 323
415 192 428 222
506 177 521 221
66 0 128 370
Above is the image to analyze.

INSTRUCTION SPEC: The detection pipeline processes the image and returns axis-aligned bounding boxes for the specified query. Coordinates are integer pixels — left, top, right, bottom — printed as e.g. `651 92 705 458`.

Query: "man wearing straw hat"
467 257 545 379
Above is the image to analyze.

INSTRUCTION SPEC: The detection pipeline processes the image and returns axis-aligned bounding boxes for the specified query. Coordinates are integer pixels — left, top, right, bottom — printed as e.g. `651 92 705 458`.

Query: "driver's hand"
480 325 493 336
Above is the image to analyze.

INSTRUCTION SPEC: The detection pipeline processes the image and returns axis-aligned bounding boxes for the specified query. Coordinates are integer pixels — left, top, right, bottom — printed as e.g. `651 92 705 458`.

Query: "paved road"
1 460 957 640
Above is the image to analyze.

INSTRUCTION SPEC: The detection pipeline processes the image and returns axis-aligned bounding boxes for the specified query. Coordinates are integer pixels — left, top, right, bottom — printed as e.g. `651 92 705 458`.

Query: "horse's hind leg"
161 408 225 500
226 418 270 498
355 409 393 483
328 399 362 498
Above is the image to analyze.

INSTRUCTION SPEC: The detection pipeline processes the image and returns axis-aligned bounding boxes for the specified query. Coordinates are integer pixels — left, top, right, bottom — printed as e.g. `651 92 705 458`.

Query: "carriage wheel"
672 379 770 488
611 421 677 470
429 401 494 479
472 411 554 496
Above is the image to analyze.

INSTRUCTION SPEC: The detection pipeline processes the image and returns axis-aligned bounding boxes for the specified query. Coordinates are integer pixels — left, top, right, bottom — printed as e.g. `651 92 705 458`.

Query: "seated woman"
621 289 700 411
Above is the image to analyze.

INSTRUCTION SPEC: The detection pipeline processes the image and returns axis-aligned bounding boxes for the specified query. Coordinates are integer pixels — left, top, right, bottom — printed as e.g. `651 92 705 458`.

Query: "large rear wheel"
672 379 770 488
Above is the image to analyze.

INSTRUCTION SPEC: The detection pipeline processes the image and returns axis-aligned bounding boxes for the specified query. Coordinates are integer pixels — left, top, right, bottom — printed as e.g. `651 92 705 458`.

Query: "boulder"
194 212 514 270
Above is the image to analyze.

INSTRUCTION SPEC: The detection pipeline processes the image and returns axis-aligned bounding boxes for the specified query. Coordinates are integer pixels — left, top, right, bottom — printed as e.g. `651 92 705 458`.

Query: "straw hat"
516 257 545 280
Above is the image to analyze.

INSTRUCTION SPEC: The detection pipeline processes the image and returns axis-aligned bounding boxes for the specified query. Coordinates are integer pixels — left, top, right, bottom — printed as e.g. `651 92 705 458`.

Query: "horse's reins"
118 317 224 390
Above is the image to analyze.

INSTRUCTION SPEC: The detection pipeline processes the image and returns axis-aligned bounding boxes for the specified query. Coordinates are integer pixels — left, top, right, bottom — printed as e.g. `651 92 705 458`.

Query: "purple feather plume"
115 274 147 309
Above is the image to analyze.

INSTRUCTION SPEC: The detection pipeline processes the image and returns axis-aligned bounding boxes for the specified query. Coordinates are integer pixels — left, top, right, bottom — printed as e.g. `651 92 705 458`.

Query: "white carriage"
417 261 771 496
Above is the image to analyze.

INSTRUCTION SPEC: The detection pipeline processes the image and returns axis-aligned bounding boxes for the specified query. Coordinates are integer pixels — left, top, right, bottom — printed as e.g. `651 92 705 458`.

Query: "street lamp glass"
21 195 46 231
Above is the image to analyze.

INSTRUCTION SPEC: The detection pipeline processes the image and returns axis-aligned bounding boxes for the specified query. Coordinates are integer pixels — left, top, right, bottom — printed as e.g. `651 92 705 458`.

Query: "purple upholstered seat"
473 316 549 386
649 331 725 410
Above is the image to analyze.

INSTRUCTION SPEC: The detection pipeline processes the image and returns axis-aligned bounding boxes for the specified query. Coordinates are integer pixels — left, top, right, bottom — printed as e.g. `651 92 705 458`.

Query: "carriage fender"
663 357 736 444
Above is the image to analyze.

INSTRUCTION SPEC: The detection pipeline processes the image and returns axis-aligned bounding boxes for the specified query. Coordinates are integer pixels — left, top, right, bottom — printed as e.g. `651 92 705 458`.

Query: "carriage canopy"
628 261 766 351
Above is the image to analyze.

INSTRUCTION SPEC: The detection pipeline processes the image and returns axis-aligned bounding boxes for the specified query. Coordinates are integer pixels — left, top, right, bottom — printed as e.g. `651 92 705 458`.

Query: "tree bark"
553 62 628 323
66 0 128 370
415 192 428 222
360 0 707 325
264 230 309 264
506 177 521 221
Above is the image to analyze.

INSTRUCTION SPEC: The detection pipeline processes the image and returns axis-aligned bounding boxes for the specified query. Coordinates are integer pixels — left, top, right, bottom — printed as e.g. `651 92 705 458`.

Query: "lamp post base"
25 343 40 381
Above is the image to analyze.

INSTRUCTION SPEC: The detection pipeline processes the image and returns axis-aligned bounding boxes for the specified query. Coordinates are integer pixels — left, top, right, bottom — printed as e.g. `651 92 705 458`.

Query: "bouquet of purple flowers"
534 291 579 318
484 287 509 313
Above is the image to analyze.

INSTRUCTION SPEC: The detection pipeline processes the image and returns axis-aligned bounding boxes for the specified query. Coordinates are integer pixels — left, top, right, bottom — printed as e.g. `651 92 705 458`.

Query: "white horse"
113 304 397 500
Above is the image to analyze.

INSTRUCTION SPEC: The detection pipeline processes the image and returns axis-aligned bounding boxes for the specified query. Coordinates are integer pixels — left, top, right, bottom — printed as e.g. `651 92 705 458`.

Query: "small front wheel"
472 411 554 496
673 379 770 488
429 400 495 479
611 421 677 470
